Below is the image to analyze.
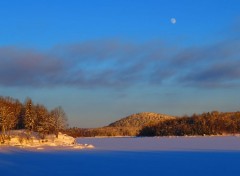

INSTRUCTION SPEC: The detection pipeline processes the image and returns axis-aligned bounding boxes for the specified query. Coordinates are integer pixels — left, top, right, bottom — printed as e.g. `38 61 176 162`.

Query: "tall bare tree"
35 104 52 138
0 106 16 143
51 106 68 138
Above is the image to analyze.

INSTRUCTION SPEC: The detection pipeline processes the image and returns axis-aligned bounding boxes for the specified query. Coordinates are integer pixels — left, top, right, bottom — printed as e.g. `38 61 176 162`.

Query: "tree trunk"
55 131 59 138
2 126 6 139
1 126 6 143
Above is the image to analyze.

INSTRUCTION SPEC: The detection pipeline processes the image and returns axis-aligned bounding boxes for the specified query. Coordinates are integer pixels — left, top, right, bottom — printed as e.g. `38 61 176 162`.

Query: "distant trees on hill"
109 112 175 128
64 127 140 137
139 111 240 136
0 96 68 143
65 111 240 138
2 95 239 140
65 112 175 137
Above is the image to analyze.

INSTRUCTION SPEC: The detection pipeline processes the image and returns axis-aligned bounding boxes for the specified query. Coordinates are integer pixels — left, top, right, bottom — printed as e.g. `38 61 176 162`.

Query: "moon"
171 18 176 24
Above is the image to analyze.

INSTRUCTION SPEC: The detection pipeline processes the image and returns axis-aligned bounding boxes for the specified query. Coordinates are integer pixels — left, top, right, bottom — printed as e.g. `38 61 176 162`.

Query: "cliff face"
108 112 175 128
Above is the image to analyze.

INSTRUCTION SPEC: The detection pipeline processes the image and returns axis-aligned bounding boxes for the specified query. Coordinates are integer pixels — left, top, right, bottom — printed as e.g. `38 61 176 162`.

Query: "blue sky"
0 0 240 127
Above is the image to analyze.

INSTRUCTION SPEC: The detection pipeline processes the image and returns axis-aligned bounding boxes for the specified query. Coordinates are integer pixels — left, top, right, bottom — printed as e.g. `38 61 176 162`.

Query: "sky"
0 0 240 127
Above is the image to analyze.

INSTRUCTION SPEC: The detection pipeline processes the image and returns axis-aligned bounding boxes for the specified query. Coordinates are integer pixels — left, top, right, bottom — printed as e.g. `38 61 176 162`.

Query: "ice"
77 136 240 151
1 136 240 176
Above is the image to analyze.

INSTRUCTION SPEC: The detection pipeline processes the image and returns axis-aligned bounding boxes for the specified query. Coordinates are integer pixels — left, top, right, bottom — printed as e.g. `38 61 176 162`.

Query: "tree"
24 98 37 132
51 106 68 138
13 100 24 129
0 106 16 143
35 104 52 139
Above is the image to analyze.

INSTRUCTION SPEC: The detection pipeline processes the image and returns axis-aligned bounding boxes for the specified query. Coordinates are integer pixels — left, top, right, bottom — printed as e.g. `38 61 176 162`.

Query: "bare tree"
0 106 16 143
35 104 52 139
51 106 68 138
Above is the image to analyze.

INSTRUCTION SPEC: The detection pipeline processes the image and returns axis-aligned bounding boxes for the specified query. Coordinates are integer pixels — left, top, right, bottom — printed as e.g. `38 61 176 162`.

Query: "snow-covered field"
1 136 240 176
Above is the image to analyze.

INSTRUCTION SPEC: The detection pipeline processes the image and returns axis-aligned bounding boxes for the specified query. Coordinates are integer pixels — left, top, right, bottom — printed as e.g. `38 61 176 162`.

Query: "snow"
77 135 240 151
0 130 94 150
1 136 240 176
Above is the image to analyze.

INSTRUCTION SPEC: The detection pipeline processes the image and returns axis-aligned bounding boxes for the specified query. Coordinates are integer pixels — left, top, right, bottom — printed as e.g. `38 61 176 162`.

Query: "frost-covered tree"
0 97 20 142
24 98 37 132
35 104 53 138
0 106 16 142
51 106 68 138
0 96 71 141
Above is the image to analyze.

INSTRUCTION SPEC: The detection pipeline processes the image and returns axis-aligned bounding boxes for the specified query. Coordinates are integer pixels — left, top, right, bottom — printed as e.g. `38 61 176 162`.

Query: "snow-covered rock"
0 130 94 150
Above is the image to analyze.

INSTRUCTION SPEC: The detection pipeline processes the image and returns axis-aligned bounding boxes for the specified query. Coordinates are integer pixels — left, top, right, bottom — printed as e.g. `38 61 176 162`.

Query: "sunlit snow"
1 136 240 176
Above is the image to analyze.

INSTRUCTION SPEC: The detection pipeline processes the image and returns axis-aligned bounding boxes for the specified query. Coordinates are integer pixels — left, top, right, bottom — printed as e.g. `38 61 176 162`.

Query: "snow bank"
0 130 94 151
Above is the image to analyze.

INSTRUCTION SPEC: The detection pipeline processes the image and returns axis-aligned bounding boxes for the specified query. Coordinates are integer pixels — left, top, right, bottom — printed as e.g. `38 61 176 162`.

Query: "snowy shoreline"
2 132 240 152
0 130 94 152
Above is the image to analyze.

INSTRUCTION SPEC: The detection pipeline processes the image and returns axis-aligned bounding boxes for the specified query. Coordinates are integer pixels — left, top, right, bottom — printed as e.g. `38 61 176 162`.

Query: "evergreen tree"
24 98 37 132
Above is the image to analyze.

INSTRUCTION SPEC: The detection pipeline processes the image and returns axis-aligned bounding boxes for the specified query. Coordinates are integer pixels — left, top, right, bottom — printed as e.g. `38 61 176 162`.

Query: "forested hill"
108 112 175 128
66 111 240 137
139 111 240 136
65 112 176 137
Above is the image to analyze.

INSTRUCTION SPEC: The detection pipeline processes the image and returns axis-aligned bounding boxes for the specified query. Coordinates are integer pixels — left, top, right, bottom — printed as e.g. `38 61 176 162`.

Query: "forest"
65 111 240 137
139 111 240 136
1 95 240 140
0 96 68 143
63 126 140 138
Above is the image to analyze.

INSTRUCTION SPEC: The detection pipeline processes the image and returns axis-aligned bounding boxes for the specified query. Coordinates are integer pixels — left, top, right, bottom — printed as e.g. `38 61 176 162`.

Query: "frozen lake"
77 136 240 151
1 136 240 176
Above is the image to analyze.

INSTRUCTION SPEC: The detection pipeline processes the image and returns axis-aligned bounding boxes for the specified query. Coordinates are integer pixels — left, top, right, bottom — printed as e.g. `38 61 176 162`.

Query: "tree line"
63 127 140 137
0 96 68 143
139 111 240 136
64 111 240 138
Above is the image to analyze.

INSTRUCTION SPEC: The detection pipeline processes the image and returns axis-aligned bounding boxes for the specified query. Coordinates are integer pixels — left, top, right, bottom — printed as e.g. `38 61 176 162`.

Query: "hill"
139 111 240 136
108 112 175 128
65 112 175 137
